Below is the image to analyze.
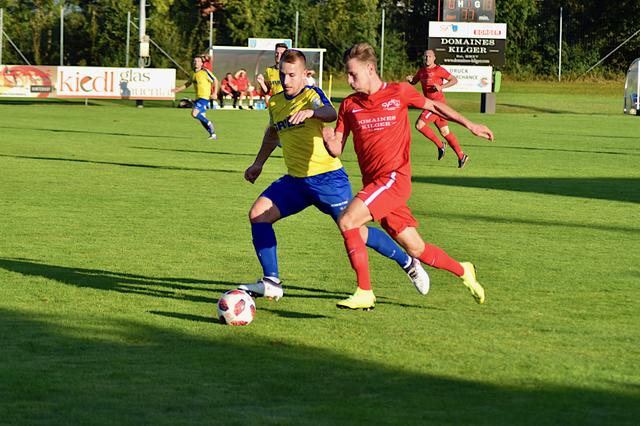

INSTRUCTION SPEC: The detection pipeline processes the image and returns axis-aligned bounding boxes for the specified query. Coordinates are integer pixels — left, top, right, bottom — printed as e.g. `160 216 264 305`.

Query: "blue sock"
195 112 214 135
251 222 279 278
365 226 411 268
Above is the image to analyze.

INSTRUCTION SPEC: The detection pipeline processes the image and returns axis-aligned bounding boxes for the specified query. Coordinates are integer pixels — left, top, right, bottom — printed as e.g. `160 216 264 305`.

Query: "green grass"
1 80 639 425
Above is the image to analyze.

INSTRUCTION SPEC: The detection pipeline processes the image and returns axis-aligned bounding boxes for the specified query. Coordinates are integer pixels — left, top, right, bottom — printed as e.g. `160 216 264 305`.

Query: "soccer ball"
217 289 256 326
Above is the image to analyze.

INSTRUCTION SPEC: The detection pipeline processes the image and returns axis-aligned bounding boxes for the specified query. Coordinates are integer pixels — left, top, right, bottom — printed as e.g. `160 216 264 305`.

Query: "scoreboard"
443 0 495 23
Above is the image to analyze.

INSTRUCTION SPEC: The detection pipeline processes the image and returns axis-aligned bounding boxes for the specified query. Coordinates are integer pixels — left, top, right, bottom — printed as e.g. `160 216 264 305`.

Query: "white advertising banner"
443 66 493 93
56 66 176 100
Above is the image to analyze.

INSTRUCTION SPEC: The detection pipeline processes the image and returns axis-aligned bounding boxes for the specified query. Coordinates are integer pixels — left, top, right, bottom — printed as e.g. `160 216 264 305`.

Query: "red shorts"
356 172 418 238
419 110 448 129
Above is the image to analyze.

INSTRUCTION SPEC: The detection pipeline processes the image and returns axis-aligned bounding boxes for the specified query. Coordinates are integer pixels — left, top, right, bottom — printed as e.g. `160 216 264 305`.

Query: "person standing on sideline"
173 56 217 140
407 49 469 168
256 42 288 99
238 49 430 301
324 43 494 310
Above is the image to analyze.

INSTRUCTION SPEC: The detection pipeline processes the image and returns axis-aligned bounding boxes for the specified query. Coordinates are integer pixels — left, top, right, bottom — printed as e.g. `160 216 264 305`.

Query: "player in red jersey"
407 49 469 168
324 43 493 310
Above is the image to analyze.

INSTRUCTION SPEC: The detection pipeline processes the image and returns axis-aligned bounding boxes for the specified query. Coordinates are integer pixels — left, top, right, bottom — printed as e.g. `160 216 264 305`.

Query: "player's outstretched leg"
364 227 429 295
417 243 485 304
193 109 217 139
239 222 283 300
439 125 467 168
416 120 446 160
337 228 376 310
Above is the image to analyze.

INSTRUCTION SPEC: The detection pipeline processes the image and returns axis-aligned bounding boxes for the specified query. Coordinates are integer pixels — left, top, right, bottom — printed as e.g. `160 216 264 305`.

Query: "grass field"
1 80 639 425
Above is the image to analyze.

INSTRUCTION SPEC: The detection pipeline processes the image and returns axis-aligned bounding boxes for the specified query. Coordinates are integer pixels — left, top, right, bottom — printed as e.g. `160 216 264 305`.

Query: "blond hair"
343 43 377 67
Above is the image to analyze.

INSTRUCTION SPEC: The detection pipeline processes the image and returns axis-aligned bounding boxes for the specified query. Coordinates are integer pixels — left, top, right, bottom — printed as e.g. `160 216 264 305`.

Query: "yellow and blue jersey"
192 68 215 100
265 66 283 95
268 86 342 178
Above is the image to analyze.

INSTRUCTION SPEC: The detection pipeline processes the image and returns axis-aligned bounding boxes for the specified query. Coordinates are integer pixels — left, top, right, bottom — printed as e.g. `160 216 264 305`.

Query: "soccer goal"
211 46 325 91
624 58 639 115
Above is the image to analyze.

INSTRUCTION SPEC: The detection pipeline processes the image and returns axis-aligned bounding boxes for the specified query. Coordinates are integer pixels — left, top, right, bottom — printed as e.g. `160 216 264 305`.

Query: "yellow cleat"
336 288 376 310
460 262 485 304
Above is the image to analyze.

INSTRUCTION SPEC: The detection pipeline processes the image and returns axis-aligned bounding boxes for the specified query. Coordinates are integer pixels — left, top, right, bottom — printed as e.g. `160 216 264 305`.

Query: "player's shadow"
476 143 640 157
130 146 283 159
148 310 218 323
497 103 578 114
0 125 190 140
411 176 640 204
149 308 330 323
2 308 638 424
0 154 241 174
410 210 640 235
0 257 234 304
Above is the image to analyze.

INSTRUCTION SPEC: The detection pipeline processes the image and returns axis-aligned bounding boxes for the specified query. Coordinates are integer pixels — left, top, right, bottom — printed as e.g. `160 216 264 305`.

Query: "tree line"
0 0 638 79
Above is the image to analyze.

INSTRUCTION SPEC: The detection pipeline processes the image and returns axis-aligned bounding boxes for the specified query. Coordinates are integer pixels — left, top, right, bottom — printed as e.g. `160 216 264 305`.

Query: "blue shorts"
194 98 209 114
261 168 353 221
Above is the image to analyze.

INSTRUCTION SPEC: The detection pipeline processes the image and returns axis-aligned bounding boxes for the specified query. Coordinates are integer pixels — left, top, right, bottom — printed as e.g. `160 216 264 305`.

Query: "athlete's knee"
191 110 200 118
337 211 358 232
248 200 278 224
439 126 450 137
415 120 425 130
397 232 425 257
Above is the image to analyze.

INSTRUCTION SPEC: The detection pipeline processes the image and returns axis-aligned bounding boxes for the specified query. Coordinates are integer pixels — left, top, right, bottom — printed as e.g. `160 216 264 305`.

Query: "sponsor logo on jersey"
381 99 401 111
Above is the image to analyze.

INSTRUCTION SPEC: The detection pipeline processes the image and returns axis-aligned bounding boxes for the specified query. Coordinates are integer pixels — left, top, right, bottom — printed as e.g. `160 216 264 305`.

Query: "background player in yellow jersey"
256 42 287 97
239 49 429 300
173 56 217 140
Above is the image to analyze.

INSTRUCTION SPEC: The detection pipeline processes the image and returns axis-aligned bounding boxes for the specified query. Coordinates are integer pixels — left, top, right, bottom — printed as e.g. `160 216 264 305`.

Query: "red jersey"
202 57 213 72
336 82 426 184
411 65 451 102
235 75 249 91
221 77 237 93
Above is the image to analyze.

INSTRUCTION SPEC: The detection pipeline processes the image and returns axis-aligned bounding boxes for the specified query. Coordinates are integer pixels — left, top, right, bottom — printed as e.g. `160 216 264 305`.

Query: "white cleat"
404 258 430 295
238 277 284 301
208 133 218 140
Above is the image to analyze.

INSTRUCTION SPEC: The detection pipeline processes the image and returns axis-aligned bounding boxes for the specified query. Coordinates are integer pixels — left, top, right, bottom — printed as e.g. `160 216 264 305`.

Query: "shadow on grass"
0 125 190 139
0 258 234 304
412 176 640 204
410 210 640 235
0 154 241 174
130 146 279 158
0 308 637 424
476 143 640 157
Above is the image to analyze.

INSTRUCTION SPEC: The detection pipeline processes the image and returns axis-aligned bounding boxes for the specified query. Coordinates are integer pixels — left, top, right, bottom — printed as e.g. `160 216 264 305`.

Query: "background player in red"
324 43 494 310
407 49 469 168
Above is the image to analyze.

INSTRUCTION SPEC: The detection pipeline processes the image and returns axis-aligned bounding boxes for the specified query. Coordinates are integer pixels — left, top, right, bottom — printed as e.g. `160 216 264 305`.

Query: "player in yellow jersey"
174 56 217 140
239 50 429 301
256 42 287 97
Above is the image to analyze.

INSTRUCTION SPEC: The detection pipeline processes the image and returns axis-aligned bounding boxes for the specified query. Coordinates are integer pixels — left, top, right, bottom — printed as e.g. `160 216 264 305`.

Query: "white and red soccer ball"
217 289 256 326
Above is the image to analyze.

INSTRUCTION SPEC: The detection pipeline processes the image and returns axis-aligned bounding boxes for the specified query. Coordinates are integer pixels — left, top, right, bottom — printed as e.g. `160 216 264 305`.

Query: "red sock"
418 243 464 276
444 133 463 159
418 125 444 149
342 228 371 290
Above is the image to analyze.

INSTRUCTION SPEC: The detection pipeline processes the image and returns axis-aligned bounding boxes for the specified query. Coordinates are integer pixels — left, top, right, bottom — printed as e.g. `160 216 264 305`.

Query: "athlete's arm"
423 99 494 141
211 79 218 98
322 128 347 157
288 105 337 125
172 80 192 93
244 126 280 183
440 74 458 90
256 74 270 94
